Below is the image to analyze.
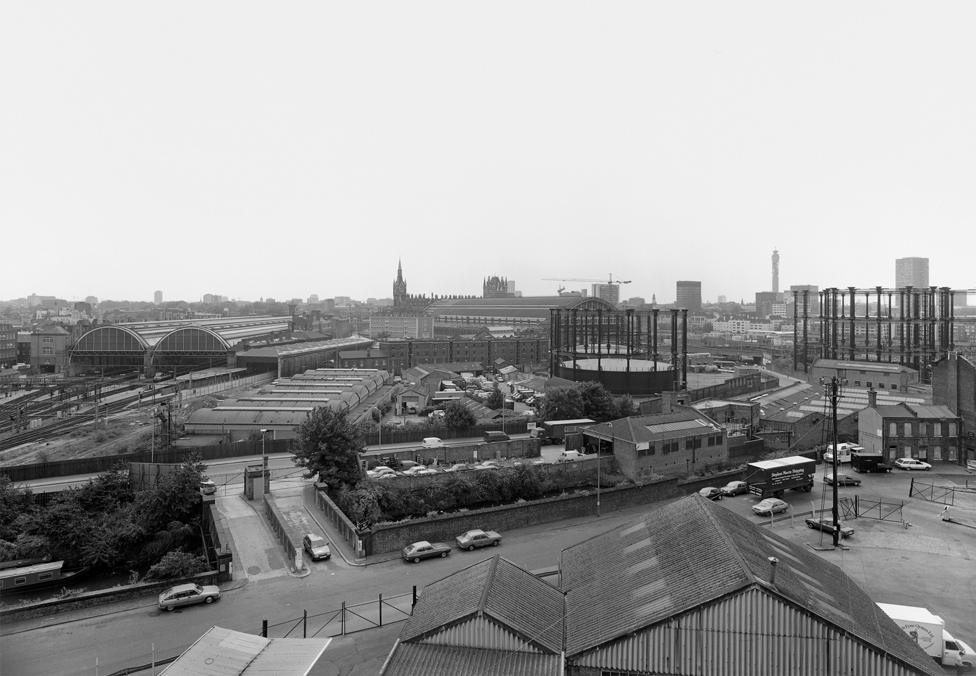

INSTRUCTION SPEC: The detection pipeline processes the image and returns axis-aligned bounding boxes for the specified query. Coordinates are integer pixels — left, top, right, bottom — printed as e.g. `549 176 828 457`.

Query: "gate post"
910 476 914 497
303 609 307 638
379 593 383 626
854 494 858 518
341 601 346 635
261 619 268 638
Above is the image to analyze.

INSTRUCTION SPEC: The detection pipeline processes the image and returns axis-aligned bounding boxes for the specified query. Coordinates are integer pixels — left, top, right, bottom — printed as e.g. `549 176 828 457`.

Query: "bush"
144 550 210 581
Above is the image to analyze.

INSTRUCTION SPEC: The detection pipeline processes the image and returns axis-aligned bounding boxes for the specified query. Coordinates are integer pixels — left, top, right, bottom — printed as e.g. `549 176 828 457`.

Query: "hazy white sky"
2 2 974 305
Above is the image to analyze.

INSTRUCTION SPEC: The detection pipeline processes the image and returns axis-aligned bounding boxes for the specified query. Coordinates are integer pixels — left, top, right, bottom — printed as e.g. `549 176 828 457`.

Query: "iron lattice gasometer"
549 303 689 396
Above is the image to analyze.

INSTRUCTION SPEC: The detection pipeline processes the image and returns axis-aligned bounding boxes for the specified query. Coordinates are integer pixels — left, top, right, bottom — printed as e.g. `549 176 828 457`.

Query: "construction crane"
542 274 632 293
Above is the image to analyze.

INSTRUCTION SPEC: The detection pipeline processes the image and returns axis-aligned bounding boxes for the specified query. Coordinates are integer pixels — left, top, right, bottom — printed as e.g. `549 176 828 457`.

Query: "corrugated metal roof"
160 625 329 675
558 497 942 675
381 643 561 676
399 556 564 653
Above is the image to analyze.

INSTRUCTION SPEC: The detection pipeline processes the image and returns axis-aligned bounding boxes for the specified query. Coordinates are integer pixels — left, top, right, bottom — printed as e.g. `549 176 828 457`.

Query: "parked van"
484 431 510 443
824 442 859 464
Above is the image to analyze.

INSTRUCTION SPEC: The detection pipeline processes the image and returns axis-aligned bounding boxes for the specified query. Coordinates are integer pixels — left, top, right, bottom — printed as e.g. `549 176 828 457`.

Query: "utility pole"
822 376 844 547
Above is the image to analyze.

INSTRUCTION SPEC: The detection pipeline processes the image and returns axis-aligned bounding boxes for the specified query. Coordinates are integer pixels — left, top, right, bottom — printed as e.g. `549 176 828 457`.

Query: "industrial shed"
183 368 391 440
382 496 941 676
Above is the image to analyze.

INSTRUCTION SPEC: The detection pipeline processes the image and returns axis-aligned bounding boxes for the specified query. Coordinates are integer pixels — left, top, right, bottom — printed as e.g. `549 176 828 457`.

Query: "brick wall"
263 494 304 573
363 469 743 556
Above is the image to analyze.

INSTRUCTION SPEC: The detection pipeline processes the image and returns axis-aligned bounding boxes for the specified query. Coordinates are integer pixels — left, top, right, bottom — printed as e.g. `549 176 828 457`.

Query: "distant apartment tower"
591 283 620 304
771 249 780 293
153 290 163 305
895 257 929 289
675 281 702 311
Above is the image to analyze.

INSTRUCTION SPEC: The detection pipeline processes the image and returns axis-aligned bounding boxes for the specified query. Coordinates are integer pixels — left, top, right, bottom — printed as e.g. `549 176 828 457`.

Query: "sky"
2 2 975 305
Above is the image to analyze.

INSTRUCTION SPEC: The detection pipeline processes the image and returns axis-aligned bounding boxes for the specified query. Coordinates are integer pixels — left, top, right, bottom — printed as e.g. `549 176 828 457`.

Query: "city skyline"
3 4 975 303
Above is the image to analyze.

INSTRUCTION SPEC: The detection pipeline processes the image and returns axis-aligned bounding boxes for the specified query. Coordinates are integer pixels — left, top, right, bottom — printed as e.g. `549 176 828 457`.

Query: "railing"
854 495 904 522
261 591 415 639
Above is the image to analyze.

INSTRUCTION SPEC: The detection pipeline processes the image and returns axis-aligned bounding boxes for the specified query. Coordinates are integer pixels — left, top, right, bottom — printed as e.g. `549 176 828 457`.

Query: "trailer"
744 455 815 499
851 449 892 473
534 418 595 445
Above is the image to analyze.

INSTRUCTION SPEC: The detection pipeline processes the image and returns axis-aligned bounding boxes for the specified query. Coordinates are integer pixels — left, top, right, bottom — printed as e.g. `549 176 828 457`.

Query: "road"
3 462 974 675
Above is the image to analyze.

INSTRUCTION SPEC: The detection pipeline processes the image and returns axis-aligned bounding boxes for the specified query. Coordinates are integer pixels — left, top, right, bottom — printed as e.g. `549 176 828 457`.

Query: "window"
854 380 861 386
878 383 885 389
866 382 872 388
948 422 957 436
42 347 54 355
903 423 912 437
889 422 898 437
890 384 897 390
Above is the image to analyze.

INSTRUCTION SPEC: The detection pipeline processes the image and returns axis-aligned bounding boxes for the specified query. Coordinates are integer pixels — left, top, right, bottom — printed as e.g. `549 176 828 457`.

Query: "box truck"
744 456 815 499
851 447 892 473
877 603 976 668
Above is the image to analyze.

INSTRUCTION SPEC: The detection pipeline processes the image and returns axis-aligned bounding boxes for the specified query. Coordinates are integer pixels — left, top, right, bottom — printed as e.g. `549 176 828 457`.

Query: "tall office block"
676 281 702 311
895 257 929 289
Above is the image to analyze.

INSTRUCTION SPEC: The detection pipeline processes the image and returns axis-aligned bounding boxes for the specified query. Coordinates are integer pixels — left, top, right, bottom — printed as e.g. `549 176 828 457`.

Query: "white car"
752 498 789 516
557 450 584 462
893 457 932 471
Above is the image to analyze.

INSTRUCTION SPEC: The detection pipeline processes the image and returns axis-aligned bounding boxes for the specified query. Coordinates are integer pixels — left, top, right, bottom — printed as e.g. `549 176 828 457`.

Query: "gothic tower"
393 260 408 308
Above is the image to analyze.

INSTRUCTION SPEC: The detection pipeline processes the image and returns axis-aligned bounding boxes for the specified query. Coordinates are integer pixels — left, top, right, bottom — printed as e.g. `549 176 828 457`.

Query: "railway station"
68 316 293 377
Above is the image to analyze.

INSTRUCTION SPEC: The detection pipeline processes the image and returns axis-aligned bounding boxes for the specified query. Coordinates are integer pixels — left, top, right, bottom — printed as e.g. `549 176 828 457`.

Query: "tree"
294 407 364 489
486 385 504 410
144 549 210 581
577 381 617 422
613 394 640 418
541 387 584 421
443 400 476 430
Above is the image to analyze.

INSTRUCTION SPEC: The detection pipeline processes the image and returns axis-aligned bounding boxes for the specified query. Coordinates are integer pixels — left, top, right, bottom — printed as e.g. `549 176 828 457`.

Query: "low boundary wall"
0 571 220 624
314 468 744 557
263 494 305 573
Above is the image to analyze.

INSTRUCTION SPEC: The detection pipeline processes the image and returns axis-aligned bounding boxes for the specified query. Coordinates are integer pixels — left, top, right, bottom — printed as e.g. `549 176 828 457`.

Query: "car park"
720 481 748 496
455 528 502 551
804 518 854 539
402 540 451 563
698 487 723 501
302 533 332 561
893 458 932 471
158 583 221 611
823 473 862 486
752 498 789 516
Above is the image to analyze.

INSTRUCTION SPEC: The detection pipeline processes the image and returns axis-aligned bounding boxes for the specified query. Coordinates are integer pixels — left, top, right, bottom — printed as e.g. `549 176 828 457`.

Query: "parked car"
455 528 502 551
698 487 723 501
804 518 855 539
444 463 472 472
402 540 451 563
158 583 221 611
893 458 932 471
752 498 789 516
422 437 444 448
558 450 584 462
823 473 862 486
302 533 332 561
199 478 217 495
720 481 748 496
484 431 510 443
400 465 429 476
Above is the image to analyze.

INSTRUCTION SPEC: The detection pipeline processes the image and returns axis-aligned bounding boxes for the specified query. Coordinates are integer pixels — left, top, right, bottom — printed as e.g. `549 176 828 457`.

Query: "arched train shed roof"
69 316 292 363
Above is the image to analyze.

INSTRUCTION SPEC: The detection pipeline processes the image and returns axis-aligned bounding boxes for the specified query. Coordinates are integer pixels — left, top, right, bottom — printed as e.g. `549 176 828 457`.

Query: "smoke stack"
767 556 779 586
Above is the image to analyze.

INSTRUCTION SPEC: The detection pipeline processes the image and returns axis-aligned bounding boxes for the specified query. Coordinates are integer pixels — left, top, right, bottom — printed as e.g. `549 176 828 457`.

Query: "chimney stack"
867 388 877 408
767 556 779 586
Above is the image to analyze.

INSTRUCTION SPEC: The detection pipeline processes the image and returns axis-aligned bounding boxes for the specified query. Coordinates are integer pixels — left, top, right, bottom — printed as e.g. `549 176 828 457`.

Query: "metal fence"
909 477 976 506
853 495 904 522
262 591 415 639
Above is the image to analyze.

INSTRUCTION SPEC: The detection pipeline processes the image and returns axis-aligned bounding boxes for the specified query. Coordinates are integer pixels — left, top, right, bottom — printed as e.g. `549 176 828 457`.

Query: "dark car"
720 481 748 496
401 540 451 563
823 473 861 487
698 487 723 501
804 518 854 538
